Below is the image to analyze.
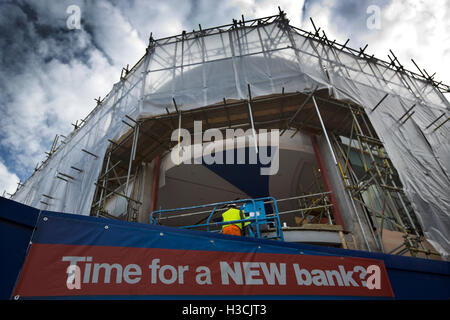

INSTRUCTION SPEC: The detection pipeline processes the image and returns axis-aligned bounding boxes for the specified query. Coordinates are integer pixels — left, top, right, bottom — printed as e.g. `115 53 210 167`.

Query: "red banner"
14 244 394 298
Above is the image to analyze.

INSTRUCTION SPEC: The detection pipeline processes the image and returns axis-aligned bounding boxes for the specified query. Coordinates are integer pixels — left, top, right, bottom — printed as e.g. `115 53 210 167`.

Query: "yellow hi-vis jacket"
221 208 251 230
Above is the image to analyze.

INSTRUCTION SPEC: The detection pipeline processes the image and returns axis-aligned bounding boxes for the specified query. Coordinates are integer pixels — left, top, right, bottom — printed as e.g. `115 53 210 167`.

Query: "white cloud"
0 0 149 178
0 160 20 196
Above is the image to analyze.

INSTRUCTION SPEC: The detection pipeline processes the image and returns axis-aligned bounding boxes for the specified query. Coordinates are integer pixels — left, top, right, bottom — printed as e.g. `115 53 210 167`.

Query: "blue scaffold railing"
150 197 284 241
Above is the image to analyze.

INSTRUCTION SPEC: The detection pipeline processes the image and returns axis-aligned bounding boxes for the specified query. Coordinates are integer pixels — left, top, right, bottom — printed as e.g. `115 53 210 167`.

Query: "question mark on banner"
66 5 81 30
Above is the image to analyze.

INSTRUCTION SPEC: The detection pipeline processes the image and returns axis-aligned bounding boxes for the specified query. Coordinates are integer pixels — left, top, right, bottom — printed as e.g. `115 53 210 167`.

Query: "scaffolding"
10 10 449 259
147 192 360 249
86 87 440 257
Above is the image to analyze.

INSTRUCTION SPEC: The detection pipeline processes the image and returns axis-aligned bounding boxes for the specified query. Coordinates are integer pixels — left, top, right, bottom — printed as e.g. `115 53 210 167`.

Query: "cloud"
0 159 20 195
0 0 297 184
0 0 146 180
300 0 450 87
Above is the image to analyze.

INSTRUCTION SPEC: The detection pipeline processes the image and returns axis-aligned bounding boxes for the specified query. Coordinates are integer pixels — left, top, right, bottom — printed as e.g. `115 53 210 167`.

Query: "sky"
0 0 449 196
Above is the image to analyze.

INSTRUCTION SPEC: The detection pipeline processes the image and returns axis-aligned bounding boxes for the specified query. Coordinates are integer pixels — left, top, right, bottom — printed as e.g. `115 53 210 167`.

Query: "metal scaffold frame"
91 116 143 222
327 104 440 258
9 8 448 259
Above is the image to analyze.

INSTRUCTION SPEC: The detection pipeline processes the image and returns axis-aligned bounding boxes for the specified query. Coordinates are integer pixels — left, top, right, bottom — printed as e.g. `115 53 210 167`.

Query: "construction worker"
221 203 250 236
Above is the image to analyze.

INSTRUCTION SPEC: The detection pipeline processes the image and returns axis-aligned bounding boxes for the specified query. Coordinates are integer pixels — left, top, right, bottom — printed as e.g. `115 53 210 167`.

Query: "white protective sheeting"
12 19 449 257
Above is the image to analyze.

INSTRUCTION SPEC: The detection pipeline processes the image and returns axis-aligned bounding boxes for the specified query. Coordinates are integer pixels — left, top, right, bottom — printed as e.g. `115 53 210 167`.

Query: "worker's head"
226 203 237 208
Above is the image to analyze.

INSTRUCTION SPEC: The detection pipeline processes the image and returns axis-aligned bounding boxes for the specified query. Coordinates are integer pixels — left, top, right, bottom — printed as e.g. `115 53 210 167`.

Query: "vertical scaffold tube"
149 154 162 223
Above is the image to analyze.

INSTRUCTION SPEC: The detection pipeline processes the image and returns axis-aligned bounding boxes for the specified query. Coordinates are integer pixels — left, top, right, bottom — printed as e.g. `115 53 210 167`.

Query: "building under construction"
2 10 449 300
